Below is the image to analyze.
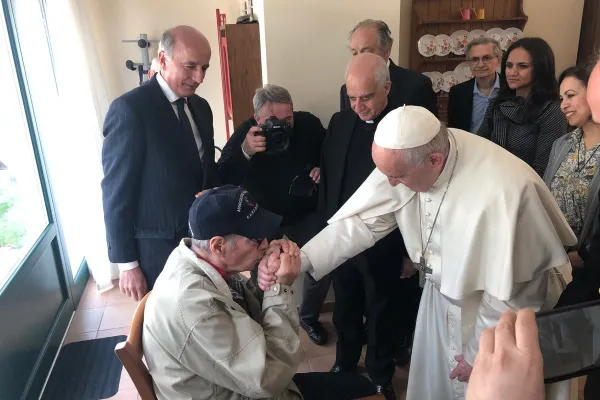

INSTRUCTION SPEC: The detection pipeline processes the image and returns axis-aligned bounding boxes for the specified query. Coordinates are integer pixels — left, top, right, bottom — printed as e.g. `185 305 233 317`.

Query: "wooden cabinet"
577 0 600 65
409 0 528 122
217 14 263 139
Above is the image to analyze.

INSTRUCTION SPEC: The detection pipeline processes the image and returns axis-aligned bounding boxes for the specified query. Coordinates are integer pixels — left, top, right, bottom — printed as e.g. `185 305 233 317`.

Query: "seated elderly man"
142 185 376 400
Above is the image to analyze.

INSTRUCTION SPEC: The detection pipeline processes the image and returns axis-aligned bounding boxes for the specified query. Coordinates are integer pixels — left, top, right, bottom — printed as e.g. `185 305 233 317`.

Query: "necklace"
577 132 600 173
414 132 459 288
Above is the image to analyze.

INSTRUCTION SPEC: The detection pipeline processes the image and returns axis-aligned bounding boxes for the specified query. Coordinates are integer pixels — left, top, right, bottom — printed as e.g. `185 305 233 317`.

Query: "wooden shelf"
421 56 466 64
419 17 527 26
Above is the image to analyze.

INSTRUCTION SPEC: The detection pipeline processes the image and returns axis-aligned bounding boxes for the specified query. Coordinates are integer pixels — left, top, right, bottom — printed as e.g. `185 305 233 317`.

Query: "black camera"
258 117 293 155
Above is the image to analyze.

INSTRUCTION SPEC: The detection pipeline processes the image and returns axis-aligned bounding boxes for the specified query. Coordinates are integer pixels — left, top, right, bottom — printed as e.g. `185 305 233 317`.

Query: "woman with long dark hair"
544 65 600 271
478 37 568 176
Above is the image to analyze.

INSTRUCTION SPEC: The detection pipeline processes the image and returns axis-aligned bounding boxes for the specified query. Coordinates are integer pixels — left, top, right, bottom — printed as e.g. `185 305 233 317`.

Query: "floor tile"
97 327 131 339
307 353 336 372
78 281 110 310
119 368 136 390
102 389 138 400
296 360 311 374
70 307 105 334
100 303 138 330
107 284 138 306
63 331 96 345
299 321 337 358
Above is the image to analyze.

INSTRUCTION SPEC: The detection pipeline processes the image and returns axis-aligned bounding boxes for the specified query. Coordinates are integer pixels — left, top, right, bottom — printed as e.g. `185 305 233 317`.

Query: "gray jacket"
142 239 303 400
543 128 600 249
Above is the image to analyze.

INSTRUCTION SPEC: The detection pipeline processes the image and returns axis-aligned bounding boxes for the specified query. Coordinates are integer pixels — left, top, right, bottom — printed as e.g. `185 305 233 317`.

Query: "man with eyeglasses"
448 37 502 133
142 185 377 400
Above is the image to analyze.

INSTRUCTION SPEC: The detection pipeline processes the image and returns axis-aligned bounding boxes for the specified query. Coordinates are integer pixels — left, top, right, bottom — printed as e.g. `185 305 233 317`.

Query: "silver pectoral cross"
415 256 432 288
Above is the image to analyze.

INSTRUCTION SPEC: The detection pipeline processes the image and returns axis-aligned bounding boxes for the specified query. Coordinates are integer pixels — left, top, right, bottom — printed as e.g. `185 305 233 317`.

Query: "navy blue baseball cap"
188 185 282 241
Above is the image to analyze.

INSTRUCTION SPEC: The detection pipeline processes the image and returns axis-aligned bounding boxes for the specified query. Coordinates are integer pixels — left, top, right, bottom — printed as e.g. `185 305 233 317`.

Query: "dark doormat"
41 335 127 400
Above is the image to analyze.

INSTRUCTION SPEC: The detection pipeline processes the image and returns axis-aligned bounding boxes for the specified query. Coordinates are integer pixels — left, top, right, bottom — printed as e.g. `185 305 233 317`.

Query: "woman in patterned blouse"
543 65 600 270
478 37 568 176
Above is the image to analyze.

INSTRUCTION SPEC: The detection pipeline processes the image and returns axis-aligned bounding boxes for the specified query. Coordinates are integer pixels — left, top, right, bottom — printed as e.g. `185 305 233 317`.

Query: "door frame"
1 0 89 397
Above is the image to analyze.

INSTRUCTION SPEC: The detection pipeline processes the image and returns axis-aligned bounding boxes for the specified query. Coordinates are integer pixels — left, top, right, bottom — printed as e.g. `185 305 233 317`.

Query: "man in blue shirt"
448 37 501 133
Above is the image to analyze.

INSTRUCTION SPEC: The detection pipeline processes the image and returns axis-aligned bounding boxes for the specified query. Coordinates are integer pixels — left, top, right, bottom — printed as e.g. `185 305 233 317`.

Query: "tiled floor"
62 278 410 399
63 278 585 400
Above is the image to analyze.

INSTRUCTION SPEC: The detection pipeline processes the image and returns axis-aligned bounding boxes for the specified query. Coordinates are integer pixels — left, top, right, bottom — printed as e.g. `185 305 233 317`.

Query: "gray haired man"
340 19 437 115
447 37 502 132
217 85 328 345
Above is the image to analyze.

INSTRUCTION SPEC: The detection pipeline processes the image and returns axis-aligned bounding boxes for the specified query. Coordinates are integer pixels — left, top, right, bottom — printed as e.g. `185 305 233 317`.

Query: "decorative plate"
486 28 507 49
467 29 488 43
441 71 459 92
454 61 473 83
504 27 525 49
435 34 452 57
429 71 444 93
450 30 470 55
418 34 437 57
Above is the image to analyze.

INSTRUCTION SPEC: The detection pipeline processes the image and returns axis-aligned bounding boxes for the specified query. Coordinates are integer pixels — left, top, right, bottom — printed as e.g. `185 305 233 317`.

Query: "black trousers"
298 272 332 325
332 255 419 386
292 372 375 400
136 236 182 290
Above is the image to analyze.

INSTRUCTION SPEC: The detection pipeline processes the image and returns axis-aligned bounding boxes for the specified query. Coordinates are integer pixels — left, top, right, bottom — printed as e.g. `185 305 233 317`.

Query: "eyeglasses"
249 237 265 245
468 55 497 65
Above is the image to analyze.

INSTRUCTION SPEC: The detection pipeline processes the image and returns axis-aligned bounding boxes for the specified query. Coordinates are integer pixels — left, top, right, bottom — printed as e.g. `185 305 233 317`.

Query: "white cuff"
241 147 252 160
118 261 139 272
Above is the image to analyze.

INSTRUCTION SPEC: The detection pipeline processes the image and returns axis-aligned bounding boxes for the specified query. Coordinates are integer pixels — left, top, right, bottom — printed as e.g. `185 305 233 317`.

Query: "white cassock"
299 109 577 400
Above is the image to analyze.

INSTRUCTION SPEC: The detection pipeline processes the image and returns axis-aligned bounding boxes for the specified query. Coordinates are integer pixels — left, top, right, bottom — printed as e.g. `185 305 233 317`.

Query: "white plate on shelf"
486 28 507 49
435 34 452 56
504 27 524 49
454 61 473 83
418 34 437 57
442 71 459 92
467 29 487 43
450 30 470 55
429 71 444 93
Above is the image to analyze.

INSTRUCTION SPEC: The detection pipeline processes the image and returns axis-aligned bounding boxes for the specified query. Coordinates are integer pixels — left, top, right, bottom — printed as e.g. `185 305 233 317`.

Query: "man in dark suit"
447 37 501 133
101 26 219 301
335 18 428 365
315 53 419 400
339 19 437 115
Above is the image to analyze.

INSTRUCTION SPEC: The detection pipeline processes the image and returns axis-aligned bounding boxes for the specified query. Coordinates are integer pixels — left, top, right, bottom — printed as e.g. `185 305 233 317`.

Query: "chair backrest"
114 291 157 400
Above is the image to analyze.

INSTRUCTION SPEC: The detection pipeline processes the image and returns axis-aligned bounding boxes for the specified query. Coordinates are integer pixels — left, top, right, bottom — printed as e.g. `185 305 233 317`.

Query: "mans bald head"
344 53 391 121
159 25 211 97
588 51 600 123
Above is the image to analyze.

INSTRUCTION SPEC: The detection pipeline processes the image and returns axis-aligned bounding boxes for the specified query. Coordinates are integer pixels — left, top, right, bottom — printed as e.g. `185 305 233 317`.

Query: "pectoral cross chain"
415 255 432 288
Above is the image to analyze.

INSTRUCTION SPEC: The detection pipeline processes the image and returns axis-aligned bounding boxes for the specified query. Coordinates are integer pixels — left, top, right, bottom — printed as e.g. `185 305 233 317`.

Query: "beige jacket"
142 239 303 400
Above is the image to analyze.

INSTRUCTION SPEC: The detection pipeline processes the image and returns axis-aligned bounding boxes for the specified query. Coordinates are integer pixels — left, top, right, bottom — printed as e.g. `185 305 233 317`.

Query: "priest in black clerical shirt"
304 53 420 400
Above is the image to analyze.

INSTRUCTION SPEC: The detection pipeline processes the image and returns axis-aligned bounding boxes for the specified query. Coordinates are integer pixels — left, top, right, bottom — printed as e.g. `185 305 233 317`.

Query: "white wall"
522 0 584 76
82 0 238 148
254 0 401 127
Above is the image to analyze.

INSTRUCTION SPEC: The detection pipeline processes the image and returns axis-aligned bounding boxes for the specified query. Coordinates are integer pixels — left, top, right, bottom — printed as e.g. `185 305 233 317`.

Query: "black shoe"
375 382 396 400
300 320 328 346
330 364 357 374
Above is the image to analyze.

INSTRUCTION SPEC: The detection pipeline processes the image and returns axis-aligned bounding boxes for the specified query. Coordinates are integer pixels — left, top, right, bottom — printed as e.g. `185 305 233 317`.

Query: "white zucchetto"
374 105 441 149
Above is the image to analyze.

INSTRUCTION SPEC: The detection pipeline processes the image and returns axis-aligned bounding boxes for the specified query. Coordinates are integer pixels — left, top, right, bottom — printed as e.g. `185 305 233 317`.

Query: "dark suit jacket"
101 75 218 263
447 78 476 131
296 108 407 266
339 60 437 115
217 111 325 227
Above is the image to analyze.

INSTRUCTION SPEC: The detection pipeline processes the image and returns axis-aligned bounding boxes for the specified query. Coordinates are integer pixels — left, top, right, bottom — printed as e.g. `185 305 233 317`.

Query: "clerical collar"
431 131 458 189
196 255 230 281
362 102 392 125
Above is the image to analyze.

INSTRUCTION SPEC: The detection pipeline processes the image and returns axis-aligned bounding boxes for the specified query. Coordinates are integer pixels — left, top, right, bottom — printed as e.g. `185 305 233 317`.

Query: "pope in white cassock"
261 105 577 400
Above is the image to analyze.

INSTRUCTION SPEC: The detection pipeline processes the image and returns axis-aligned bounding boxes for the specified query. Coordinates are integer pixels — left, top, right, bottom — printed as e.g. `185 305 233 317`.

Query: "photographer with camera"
218 85 329 345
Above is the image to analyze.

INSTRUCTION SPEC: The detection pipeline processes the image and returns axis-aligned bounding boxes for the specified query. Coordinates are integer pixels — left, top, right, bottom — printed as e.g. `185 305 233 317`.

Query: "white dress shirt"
118 73 204 273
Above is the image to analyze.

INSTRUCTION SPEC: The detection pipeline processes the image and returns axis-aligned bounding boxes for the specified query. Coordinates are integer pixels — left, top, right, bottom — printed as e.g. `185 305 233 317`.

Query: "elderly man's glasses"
249 237 265 245
468 55 497 65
